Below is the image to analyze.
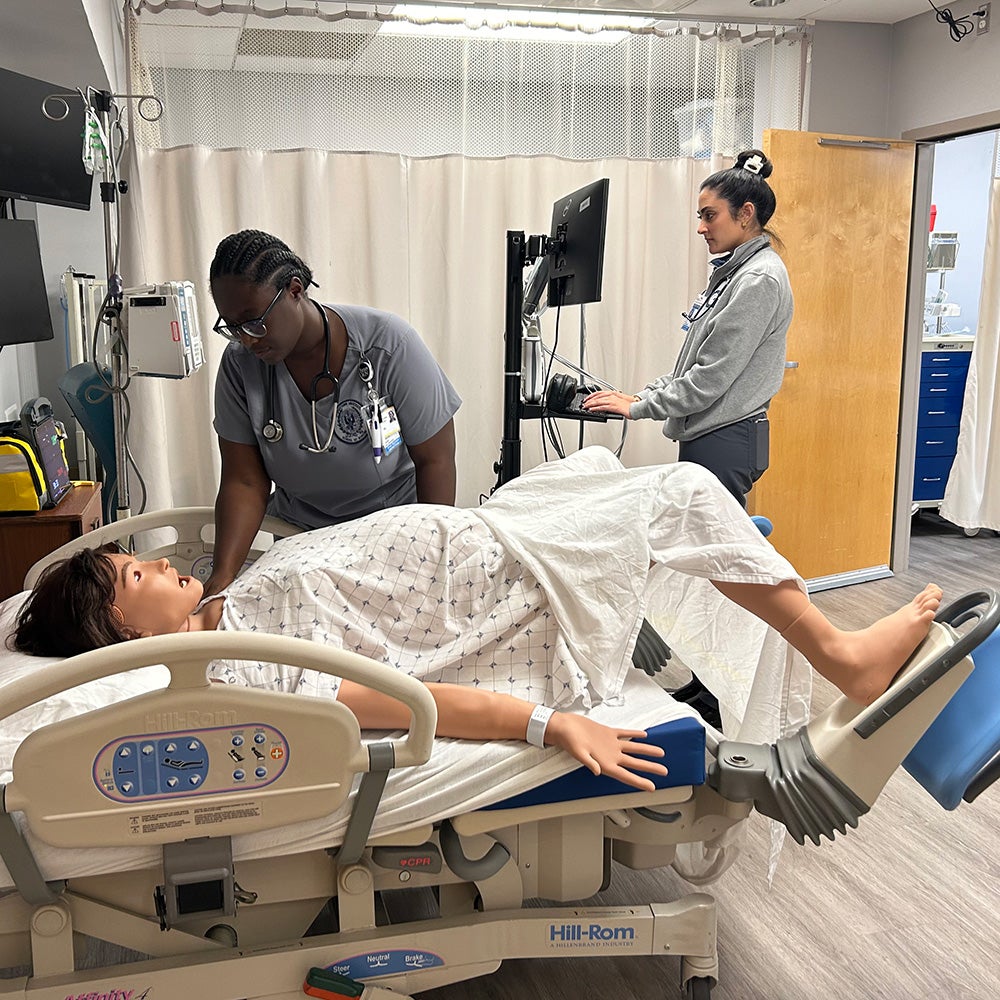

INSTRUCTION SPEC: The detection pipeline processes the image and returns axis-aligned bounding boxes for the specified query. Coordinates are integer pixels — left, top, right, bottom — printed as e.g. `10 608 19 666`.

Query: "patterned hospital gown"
210 505 596 709
209 446 801 712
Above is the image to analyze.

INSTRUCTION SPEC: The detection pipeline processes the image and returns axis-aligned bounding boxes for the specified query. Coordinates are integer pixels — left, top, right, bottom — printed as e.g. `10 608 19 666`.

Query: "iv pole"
42 88 163 522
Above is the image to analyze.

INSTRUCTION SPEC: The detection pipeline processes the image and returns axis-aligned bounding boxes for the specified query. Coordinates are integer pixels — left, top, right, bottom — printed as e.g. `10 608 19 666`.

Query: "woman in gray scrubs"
205 229 462 597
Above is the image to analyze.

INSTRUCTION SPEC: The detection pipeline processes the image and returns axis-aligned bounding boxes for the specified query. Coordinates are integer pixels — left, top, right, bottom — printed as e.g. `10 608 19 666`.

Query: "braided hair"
209 229 314 290
700 149 780 245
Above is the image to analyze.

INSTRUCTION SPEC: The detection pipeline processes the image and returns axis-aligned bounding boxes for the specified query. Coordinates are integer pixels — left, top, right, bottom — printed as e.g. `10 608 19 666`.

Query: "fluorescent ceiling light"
748 0 788 6
379 5 652 44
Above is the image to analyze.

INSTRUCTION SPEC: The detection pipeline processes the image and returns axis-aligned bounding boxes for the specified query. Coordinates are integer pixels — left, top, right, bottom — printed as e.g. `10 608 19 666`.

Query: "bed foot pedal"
304 966 414 999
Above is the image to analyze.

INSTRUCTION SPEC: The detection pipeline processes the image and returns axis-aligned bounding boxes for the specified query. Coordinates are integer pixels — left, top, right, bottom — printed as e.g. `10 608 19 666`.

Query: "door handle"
784 361 799 369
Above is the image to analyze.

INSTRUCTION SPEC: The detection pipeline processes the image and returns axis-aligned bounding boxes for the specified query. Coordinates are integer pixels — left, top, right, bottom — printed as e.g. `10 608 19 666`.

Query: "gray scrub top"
213 302 462 529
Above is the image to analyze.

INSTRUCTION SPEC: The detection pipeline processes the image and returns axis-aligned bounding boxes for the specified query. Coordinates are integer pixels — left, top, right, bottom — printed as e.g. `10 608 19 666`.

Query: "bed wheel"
685 976 713 999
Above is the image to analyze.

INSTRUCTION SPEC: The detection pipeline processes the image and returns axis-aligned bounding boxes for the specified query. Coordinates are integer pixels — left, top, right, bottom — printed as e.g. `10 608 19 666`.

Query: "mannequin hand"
582 390 638 418
545 713 667 791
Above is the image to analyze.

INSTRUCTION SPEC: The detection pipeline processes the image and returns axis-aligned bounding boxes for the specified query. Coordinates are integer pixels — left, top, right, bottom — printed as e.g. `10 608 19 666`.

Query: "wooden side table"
0 483 104 601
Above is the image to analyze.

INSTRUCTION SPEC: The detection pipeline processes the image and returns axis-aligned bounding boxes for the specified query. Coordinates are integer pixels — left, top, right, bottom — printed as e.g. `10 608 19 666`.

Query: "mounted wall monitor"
0 66 94 211
547 177 609 309
0 219 55 347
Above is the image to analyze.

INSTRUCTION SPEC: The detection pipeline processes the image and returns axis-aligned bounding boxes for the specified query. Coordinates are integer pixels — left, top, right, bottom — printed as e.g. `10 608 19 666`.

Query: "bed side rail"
1 631 437 849
709 588 1000 844
22 506 301 589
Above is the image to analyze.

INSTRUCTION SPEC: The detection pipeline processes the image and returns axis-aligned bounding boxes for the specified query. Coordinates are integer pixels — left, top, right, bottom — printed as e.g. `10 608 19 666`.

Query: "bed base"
0 779 745 999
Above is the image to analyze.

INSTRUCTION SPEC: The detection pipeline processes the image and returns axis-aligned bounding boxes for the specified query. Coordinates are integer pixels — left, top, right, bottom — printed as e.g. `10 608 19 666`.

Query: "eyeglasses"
213 286 285 342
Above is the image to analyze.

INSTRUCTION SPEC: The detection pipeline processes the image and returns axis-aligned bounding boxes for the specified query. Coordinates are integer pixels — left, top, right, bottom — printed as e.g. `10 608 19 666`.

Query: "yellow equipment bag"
0 435 49 512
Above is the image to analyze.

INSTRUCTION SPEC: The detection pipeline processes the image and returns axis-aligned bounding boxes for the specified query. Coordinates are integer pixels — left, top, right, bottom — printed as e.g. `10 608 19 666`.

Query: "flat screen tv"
0 219 55 346
0 66 94 211
547 177 609 308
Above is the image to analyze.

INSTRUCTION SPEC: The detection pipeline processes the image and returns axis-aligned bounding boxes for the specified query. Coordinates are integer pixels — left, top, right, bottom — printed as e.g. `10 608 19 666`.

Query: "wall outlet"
978 2 991 34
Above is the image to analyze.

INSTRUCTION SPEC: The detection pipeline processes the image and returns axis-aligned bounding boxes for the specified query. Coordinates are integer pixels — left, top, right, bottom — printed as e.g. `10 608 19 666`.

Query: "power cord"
927 0 987 41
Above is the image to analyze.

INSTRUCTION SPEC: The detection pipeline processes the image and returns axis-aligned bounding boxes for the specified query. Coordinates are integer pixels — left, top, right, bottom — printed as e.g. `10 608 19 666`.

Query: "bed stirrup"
0 803 64 905
707 731 869 846
631 618 671 676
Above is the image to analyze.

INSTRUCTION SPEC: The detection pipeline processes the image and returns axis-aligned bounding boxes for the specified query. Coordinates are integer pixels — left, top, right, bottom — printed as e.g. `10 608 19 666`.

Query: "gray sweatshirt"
630 235 793 441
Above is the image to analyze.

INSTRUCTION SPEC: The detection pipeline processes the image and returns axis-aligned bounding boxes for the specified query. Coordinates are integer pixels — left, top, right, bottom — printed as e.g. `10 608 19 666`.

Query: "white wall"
925 130 996 337
0 0 114 439
889 2 1000 137
807 21 893 138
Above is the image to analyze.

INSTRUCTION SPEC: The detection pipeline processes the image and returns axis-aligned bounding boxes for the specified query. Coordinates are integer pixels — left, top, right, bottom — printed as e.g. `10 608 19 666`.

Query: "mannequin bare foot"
784 584 943 705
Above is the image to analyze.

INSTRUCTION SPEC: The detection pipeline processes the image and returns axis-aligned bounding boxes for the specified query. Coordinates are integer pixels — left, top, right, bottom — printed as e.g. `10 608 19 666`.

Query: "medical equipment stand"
42 87 163 521
495 230 613 489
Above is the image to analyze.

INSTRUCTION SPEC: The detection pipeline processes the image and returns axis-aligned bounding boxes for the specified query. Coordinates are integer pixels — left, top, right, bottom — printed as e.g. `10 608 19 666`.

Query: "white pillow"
0 590 168 779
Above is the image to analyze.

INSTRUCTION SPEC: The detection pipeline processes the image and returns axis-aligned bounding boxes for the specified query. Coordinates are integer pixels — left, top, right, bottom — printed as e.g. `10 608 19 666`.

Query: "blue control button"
233 769 245 781
255 767 267 779
253 732 266 744
189 774 202 786
166 777 179 788
142 744 154 756
118 746 131 757
232 735 244 747
188 741 200 751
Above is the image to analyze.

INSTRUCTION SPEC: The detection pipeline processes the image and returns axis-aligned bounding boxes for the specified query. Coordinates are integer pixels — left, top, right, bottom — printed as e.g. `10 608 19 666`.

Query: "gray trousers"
678 413 769 509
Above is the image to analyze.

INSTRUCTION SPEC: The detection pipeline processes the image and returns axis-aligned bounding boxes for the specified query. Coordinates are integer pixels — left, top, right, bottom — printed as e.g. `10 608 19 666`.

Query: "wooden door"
750 130 915 582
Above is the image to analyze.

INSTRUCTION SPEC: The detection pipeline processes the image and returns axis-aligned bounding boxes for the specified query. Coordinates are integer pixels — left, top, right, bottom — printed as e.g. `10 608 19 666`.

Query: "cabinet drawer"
916 395 964 424
913 456 956 501
921 351 972 372
915 426 960 458
919 368 968 396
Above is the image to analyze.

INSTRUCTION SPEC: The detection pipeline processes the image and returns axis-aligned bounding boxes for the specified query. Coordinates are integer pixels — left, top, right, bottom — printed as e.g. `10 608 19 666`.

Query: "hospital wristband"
526 705 555 747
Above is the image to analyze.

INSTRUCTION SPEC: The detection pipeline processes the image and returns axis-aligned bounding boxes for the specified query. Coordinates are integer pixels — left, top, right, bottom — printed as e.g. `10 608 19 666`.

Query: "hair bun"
735 149 773 179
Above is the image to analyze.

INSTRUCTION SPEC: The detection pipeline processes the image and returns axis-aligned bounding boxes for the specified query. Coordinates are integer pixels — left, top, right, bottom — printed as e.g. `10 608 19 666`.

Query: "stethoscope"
682 242 768 328
261 300 376 454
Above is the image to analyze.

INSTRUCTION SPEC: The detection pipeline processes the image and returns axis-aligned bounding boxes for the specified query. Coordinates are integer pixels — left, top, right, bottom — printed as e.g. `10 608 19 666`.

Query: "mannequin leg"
711 580 943 705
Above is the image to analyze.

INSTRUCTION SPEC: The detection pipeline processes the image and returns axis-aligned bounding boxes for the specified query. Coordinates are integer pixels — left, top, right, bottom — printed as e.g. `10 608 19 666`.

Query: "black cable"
927 0 985 41
540 297 562 464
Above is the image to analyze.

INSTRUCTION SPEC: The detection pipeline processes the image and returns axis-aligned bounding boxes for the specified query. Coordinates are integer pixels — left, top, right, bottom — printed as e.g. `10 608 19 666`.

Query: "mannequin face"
211 275 312 364
107 553 202 637
696 188 757 255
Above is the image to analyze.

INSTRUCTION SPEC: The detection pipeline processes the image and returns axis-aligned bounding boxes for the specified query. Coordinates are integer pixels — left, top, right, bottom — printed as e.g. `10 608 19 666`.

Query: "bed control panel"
93 723 290 803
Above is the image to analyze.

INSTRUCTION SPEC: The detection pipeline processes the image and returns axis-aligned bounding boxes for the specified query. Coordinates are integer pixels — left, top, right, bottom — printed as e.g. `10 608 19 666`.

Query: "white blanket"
212 447 811 738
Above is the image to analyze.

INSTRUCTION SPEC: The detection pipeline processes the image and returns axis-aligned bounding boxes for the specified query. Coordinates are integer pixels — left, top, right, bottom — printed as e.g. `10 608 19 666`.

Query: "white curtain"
118 0 806 511
941 137 1000 531
121 147 716 509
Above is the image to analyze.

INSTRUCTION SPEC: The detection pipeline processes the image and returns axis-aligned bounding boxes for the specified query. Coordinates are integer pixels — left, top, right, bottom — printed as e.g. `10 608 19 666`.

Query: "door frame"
894 111 1000 573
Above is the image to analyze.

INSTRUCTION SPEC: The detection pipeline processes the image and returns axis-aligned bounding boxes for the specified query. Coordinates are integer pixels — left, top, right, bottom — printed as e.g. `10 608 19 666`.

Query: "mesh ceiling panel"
127 2 807 159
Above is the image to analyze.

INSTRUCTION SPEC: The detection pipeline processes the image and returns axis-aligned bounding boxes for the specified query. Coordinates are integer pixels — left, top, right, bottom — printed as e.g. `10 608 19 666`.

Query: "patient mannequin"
12 448 941 790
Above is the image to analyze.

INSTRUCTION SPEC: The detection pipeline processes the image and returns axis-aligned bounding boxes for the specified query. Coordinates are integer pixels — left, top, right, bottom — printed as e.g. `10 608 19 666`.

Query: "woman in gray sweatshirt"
584 149 793 508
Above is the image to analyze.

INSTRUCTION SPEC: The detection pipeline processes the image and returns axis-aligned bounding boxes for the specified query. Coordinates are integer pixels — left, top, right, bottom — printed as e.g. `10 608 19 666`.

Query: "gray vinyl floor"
427 512 1000 1000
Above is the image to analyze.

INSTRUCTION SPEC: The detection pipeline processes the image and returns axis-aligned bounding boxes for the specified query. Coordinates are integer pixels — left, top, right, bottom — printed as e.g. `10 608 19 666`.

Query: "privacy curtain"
121 0 808 510
942 135 1000 531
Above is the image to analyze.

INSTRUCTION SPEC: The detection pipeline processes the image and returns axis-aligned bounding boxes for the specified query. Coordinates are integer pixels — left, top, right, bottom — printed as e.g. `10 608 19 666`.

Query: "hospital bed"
0 509 998 1000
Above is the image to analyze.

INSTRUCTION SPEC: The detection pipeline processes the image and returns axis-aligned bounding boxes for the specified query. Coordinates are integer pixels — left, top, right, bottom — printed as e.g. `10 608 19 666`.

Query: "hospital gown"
210 447 807 717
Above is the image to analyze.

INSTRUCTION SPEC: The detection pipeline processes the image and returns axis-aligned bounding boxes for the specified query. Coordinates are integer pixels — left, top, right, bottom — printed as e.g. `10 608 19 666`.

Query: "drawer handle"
925 441 945 445
929 388 947 392
930 373 950 377
923 477 943 483
927 410 946 415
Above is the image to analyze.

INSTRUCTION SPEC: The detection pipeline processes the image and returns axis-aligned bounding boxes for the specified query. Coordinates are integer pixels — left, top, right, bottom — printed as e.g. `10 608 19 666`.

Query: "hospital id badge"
379 401 402 456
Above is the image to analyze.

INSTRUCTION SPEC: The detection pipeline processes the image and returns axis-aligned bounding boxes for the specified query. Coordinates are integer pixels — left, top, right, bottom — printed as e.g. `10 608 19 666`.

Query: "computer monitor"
0 66 94 211
0 219 55 347
547 177 609 309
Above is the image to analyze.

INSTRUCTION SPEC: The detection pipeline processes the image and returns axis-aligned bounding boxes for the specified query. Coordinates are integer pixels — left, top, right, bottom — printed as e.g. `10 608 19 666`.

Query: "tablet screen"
31 416 71 506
